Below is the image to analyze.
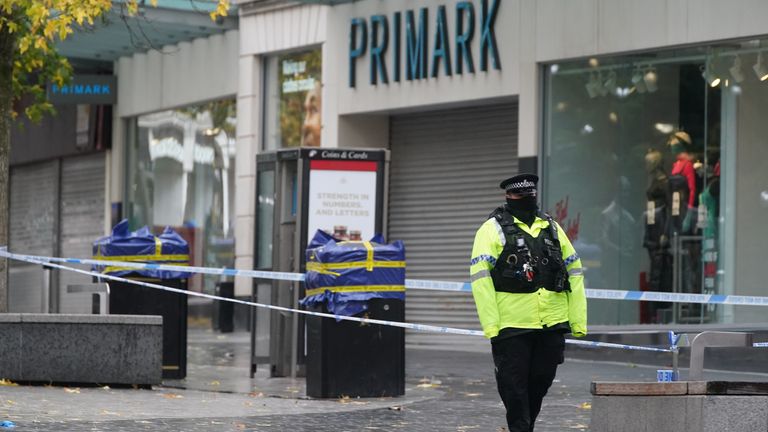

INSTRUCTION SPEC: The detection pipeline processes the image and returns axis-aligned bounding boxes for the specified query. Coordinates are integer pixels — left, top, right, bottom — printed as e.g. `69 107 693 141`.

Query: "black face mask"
506 196 539 226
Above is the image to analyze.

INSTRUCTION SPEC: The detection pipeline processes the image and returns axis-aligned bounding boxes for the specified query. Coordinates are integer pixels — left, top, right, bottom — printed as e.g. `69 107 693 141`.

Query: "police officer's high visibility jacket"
470 213 588 339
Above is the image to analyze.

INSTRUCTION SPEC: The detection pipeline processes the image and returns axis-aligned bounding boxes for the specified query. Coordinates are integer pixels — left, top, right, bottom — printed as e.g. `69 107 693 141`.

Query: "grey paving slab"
3 328 768 432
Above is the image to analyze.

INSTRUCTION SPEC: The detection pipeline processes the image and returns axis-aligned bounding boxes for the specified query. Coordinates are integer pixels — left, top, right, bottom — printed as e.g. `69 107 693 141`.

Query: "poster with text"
307 160 377 242
279 49 322 147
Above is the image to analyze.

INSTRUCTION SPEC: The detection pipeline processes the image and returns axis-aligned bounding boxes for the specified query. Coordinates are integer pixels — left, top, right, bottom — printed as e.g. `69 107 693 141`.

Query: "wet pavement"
2 328 767 431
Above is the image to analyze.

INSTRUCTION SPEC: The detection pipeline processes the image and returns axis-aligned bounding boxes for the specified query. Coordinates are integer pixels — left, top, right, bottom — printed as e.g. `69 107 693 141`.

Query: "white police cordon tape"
754 342 768 347
0 247 676 354
3 248 768 307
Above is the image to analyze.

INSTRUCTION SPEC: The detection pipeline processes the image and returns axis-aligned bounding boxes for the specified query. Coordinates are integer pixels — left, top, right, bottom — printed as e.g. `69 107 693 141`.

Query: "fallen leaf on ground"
579 402 591 410
209 380 221 386
248 392 264 398
569 424 589 429
100 410 121 416
461 392 483 397
161 393 184 399
64 388 80 394
416 383 440 388
0 379 17 387
5 400 16 405
388 406 404 411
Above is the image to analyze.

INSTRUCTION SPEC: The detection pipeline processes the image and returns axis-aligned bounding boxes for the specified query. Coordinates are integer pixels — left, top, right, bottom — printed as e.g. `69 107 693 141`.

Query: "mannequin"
643 149 672 321
667 131 696 235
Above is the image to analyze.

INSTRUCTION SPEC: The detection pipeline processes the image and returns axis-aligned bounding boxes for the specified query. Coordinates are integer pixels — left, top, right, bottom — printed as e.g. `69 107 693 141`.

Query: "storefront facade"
114 30 239 296
237 0 768 335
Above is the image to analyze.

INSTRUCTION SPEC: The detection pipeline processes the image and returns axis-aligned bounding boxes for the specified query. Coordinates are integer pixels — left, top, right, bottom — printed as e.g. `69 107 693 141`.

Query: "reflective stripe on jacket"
470 214 588 339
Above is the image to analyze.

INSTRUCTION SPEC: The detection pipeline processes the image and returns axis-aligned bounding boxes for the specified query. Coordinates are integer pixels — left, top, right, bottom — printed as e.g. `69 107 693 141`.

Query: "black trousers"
491 331 565 432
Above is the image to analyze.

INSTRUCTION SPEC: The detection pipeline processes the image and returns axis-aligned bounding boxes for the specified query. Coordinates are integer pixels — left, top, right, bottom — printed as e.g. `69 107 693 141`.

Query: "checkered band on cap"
500 174 539 192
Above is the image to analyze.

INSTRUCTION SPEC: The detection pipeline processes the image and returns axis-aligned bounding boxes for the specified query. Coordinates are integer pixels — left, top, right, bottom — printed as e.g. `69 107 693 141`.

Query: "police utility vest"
489 208 571 294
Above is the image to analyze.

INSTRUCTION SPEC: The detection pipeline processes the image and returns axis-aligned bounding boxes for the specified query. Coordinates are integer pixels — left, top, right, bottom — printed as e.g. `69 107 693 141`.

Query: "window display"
264 48 323 149
126 99 237 293
543 48 725 325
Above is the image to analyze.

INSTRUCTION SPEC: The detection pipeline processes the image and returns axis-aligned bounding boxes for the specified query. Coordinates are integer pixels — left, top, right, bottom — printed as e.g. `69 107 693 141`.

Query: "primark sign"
348 0 501 88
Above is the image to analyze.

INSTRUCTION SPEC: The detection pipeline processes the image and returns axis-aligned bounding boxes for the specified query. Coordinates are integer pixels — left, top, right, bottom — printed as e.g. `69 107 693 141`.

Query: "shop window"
263 48 323 149
543 48 728 325
126 99 237 294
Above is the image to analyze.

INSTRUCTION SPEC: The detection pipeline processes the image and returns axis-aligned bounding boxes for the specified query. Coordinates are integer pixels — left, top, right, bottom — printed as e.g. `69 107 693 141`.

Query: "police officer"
469 173 587 432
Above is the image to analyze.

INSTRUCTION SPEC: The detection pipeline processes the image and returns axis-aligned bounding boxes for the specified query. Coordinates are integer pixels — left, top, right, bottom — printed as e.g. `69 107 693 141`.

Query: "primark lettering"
348 0 501 87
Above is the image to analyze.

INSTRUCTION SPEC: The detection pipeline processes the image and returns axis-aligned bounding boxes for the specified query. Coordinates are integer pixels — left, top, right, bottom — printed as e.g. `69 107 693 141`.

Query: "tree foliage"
0 0 230 122
0 0 229 312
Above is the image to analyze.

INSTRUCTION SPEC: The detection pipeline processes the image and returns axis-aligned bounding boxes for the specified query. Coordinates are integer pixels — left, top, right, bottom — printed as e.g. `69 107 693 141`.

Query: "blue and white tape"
0 248 681 354
753 342 768 347
2 248 768 307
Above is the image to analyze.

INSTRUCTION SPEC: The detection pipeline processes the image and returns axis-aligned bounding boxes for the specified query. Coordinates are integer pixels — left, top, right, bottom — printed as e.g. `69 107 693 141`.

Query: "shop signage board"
348 0 501 87
305 149 384 242
47 75 117 105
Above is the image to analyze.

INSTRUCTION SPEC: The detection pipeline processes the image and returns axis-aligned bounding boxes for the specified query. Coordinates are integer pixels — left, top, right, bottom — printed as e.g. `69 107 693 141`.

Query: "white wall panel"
240 5 326 56
117 30 238 117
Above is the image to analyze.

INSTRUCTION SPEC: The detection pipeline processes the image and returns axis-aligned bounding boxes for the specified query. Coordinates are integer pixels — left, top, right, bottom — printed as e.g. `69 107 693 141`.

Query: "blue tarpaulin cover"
300 230 405 317
92 219 191 279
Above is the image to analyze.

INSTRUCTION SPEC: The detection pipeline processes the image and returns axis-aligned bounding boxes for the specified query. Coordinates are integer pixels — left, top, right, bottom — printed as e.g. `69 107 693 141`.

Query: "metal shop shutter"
389 103 519 351
9 160 58 312
58 153 105 313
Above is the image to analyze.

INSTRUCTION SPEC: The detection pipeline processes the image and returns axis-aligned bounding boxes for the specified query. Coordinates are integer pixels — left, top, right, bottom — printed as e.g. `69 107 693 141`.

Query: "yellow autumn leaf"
0 379 18 386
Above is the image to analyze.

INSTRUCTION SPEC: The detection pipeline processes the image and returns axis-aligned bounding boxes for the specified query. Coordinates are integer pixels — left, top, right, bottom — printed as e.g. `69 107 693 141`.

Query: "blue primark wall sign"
348 0 501 88
47 74 117 105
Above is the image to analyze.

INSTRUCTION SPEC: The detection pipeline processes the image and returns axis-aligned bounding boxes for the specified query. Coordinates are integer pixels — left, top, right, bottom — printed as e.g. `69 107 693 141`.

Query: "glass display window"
126 98 237 293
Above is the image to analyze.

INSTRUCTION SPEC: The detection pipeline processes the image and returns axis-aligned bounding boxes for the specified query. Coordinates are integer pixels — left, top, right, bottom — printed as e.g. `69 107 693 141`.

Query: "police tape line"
2 248 768 307
754 342 768 347
0 248 679 353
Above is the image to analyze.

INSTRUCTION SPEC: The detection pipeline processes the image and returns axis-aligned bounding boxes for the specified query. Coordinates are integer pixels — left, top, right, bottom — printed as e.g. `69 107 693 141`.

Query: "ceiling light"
631 67 647 94
589 58 599 68
729 56 745 83
597 71 609 97
701 63 720 87
701 56 722 87
585 72 601 98
609 112 618 123
643 67 658 93
654 123 675 134
603 70 618 96
550 64 560 74
753 52 768 81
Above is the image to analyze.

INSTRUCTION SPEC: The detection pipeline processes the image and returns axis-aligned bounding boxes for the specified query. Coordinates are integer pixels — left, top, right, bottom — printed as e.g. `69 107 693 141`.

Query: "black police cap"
500 173 539 195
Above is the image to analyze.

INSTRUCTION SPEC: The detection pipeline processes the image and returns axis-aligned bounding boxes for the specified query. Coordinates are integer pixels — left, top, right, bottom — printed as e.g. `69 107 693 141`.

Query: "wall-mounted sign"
348 0 501 87
305 149 385 242
47 75 117 105
277 49 322 147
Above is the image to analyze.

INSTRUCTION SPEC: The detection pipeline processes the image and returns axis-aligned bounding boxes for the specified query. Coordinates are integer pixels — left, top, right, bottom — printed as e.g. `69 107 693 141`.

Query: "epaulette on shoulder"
488 206 506 221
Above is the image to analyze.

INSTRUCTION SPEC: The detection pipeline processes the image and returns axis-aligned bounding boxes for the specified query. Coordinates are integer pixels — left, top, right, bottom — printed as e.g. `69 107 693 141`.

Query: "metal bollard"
688 331 753 381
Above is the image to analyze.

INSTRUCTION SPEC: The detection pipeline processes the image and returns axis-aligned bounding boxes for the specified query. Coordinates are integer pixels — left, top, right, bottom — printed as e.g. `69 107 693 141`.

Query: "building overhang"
57 0 238 63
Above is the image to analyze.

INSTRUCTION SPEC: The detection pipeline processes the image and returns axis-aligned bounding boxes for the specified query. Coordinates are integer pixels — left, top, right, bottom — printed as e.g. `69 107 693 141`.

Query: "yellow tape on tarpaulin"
305 285 406 297
305 261 406 271
93 254 190 262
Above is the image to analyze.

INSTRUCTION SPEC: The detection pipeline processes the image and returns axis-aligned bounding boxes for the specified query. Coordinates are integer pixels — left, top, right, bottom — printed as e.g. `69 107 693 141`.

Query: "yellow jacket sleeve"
470 219 503 339
555 222 588 337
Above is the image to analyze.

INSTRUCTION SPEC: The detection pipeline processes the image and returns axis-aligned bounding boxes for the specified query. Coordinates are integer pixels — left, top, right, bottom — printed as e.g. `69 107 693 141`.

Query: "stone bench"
0 313 162 386
591 381 768 432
